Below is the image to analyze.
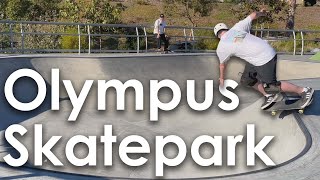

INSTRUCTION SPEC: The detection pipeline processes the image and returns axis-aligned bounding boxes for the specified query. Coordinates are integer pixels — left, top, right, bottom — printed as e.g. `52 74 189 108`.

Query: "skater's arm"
219 63 225 87
249 9 267 20
217 47 231 87
232 9 267 32
154 20 160 38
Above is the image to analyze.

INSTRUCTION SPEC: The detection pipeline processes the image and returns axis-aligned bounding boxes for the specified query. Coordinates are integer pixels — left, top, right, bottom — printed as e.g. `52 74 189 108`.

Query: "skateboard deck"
264 93 313 116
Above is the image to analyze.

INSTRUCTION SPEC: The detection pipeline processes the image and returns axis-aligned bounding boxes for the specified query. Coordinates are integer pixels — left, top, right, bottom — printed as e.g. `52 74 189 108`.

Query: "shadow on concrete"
0 58 99 180
275 90 320 119
0 163 106 180
279 110 294 119
304 90 320 116
0 58 52 131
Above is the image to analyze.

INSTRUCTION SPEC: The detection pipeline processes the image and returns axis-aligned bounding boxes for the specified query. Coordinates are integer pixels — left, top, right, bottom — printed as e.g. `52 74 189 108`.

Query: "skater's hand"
157 34 160 38
219 78 224 87
260 8 267 16
250 8 268 20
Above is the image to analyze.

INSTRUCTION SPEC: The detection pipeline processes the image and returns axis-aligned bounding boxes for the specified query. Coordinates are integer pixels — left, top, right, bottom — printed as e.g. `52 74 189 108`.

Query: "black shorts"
240 55 278 87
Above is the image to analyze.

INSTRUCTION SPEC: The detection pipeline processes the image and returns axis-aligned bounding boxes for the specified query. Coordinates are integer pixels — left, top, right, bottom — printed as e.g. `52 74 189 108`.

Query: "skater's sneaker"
301 87 314 108
261 93 279 110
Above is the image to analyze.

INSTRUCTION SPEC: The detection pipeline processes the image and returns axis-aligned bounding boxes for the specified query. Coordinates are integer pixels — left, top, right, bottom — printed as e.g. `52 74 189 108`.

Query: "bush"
101 37 119 50
270 33 302 53
194 30 219 50
61 27 88 50
305 0 317 6
268 33 319 53
271 40 295 53
196 38 219 50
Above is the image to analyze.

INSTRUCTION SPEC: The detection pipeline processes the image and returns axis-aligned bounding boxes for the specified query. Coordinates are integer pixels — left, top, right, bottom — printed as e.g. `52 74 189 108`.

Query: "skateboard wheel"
271 111 277 116
299 109 304 114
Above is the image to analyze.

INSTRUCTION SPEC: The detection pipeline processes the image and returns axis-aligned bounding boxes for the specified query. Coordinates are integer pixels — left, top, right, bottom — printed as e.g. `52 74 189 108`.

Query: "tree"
59 0 83 22
0 0 7 19
286 0 296 30
28 0 61 21
59 0 122 24
163 0 214 27
232 0 290 28
84 0 122 24
305 0 317 6
1 0 61 21
4 0 32 20
59 0 125 50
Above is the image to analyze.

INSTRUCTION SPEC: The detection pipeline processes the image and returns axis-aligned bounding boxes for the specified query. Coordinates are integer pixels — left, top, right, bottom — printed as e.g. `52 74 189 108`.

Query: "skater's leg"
279 81 304 94
240 62 265 95
160 34 167 51
248 56 283 109
253 83 267 96
254 56 303 95
250 82 280 109
240 62 278 109
164 35 169 51
265 81 313 107
156 34 161 50
246 55 313 109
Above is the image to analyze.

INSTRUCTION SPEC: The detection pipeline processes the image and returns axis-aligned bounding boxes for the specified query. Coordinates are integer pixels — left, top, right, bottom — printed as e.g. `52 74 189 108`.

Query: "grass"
121 4 161 25
310 52 320 60
120 3 320 29
270 31 320 53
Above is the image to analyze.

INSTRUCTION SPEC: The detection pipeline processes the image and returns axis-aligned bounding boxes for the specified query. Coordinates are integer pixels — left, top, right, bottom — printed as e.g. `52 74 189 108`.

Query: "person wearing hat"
214 9 314 109
154 14 169 52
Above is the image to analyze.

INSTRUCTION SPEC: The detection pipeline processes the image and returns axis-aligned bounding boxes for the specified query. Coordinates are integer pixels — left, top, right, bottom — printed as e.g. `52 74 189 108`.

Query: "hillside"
120 2 320 30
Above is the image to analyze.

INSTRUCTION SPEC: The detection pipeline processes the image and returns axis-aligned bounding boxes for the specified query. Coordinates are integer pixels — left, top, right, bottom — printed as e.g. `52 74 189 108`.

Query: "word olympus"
4 68 240 121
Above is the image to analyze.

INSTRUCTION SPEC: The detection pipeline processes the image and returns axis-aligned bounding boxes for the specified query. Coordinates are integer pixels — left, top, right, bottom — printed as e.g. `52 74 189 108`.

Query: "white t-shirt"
216 16 276 66
154 19 166 34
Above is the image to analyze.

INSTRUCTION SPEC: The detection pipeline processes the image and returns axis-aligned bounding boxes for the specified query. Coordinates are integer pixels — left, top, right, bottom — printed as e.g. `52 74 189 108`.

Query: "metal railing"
252 28 320 55
0 20 319 55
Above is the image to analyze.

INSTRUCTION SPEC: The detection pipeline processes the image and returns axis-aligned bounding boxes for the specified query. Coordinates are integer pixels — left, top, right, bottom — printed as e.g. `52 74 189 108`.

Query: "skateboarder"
214 9 314 109
154 14 169 52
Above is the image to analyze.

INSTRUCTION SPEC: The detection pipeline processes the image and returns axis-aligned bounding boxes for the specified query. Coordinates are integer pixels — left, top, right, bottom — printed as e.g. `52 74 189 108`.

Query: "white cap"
214 23 228 37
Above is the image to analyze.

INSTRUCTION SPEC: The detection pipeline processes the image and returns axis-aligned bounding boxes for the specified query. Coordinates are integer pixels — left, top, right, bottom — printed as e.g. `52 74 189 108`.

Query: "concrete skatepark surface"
0 54 319 179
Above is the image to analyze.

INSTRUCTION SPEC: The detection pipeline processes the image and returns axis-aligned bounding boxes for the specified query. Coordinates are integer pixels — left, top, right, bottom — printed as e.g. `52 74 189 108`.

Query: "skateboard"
264 92 313 116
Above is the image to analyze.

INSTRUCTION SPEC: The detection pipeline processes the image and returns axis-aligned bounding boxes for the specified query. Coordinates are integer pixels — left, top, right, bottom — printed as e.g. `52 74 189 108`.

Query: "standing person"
154 14 169 52
214 9 314 109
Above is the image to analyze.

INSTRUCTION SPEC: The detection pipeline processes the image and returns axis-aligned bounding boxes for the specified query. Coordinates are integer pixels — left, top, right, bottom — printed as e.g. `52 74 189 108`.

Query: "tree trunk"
286 0 296 29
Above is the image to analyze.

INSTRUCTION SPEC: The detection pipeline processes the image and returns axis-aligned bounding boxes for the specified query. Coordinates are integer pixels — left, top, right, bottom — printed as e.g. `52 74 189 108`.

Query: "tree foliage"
286 0 296 30
0 0 125 51
232 0 290 27
305 0 317 6
84 0 122 24
0 0 123 23
163 0 215 27
0 0 62 21
61 27 88 50
4 0 32 20
29 0 61 21
58 0 82 22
